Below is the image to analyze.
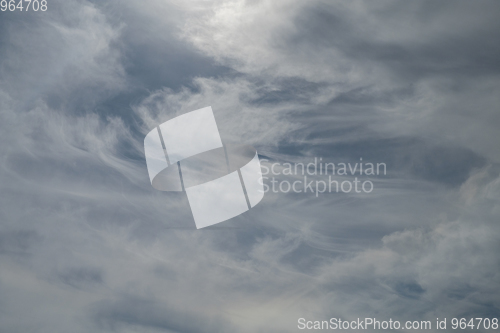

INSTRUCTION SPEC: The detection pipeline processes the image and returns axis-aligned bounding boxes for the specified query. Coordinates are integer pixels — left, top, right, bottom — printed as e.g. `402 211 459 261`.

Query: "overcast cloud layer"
0 1 499 332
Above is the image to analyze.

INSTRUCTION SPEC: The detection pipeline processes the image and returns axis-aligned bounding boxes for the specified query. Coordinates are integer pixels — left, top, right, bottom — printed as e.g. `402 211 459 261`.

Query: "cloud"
0 0 499 332
0 0 126 112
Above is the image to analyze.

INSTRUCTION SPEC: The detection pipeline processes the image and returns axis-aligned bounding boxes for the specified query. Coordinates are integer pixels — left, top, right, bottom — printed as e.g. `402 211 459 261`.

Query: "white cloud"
0 0 499 332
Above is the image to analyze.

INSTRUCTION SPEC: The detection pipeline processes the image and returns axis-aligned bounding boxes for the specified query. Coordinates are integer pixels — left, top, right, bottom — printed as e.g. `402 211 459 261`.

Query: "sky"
0 0 499 332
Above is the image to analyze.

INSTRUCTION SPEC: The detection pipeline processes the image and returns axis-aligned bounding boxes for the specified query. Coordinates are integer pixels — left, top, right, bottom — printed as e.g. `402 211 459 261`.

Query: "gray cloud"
0 0 499 332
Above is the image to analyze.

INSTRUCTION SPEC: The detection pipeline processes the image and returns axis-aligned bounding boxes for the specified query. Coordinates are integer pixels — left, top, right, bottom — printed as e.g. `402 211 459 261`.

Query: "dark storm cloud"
291 1 500 80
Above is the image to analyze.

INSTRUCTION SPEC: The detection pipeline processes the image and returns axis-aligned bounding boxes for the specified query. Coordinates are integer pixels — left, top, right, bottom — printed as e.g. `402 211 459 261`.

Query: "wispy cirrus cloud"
0 0 499 332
